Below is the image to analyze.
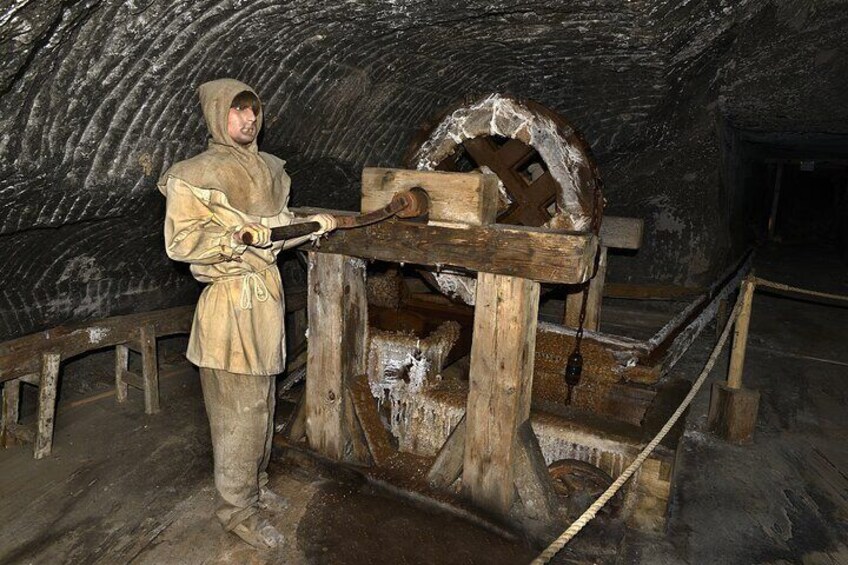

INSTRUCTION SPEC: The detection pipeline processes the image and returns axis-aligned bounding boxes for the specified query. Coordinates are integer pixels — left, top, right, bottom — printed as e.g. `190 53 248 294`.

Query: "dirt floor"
0 242 846 564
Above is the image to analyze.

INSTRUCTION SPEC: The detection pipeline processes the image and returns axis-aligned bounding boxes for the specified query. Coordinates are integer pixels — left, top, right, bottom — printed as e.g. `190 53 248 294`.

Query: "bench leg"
34 353 60 459
115 344 129 403
1 378 22 448
139 325 159 415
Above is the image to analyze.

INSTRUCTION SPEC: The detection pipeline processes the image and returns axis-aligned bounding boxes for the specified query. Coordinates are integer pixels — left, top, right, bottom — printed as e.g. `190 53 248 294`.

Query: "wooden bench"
0 306 194 459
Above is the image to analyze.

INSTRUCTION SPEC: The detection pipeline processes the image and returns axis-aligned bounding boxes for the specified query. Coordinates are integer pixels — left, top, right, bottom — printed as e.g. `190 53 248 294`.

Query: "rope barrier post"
727 277 756 389
708 276 760 443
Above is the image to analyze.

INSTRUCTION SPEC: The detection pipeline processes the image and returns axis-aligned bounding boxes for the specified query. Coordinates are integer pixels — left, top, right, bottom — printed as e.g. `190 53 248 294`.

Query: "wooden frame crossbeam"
305 218 598 285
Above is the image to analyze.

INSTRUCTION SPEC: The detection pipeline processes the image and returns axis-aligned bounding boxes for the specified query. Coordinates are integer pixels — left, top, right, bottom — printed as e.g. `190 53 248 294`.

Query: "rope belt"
210 264 274 311
239 271 270 310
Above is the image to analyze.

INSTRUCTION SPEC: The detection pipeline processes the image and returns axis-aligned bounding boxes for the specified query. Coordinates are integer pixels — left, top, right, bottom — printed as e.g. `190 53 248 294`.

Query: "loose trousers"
199 367 275 531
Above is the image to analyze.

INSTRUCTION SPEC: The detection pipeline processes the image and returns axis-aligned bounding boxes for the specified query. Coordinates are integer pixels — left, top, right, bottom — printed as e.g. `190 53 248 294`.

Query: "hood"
157 78 288 217
198 78 264 151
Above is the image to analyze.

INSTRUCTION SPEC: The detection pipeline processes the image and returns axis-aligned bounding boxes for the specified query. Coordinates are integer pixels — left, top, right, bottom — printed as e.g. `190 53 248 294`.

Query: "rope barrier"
532 291 745 564
752 277 848 303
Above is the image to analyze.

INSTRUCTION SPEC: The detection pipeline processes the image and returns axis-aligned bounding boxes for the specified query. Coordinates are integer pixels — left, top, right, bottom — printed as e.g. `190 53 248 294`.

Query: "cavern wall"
1 0 846 339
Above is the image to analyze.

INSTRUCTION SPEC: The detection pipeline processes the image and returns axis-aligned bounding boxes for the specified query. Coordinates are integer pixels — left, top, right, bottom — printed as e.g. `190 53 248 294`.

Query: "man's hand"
309 214 338 236
236 223 272 247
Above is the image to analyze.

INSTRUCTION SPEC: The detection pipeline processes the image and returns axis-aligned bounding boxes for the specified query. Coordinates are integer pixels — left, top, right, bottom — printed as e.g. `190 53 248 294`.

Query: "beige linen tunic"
163 176 295 376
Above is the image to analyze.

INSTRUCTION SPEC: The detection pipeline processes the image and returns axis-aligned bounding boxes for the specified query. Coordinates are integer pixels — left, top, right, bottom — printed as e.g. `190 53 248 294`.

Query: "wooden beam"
308 219 598 285
361 168 499 225
463 273 540 515
305 253 369 461
599 216 643 250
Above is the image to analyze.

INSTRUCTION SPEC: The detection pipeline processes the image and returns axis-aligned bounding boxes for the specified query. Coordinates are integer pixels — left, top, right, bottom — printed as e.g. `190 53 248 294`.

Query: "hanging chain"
565 179 605 405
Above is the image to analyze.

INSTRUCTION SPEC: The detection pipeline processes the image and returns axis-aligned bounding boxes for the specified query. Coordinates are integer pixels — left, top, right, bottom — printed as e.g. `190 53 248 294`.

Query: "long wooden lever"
241 188 430 246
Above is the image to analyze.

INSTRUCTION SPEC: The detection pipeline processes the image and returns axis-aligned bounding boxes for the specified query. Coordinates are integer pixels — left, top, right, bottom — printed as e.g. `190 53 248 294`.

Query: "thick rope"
532 292 745 564
752 277 848 303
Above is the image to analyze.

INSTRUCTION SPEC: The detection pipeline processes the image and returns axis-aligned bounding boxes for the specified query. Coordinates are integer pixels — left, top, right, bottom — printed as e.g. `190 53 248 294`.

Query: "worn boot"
258 486 290 514
231 514 285 550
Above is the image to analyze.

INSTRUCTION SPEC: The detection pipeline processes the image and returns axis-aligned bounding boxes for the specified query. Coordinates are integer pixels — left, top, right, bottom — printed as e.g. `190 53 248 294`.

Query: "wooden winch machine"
279 167 600 534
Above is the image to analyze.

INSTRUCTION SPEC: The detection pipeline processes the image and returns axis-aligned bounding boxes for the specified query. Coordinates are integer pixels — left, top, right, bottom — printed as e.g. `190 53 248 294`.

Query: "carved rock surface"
1 0 846 339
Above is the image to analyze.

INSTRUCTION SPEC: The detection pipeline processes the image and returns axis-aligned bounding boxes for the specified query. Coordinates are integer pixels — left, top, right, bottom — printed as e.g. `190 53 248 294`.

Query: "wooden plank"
305 253 368 461
138 325 160 415
34 352 60 459
462 273 540 515
310 219 598 285
350 374 394 466
115 345 129 403
599 216 643 250
0 305 194 384
361 167 499 226
428 415 466 489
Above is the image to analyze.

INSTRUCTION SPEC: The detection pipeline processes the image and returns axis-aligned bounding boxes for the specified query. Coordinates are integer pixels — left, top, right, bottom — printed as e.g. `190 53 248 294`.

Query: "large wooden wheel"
406 95 603 304
409 94 602 231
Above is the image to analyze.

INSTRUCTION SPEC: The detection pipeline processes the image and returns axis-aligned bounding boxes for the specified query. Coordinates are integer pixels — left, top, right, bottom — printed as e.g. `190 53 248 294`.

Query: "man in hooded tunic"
158 78 335 549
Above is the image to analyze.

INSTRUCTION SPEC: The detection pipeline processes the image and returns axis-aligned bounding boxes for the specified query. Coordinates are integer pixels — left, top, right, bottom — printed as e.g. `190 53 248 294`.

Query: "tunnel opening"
721 125 848 266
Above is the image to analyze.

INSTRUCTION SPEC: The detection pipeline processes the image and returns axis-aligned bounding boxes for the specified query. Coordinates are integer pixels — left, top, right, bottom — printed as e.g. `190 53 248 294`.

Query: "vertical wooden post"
115 345 129 403
708 277 760 442
1 378 22 447
564 246 606 332
34 352 60 459
727 278 756 389
139 325 159 415
305 252 368 461
463 272 540 515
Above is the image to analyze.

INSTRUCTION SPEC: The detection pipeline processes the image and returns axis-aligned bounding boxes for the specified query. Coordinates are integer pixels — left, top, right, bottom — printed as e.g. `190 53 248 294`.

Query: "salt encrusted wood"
463 272 541 515
361 168 498 226
311 219 598 285
305 252 369 461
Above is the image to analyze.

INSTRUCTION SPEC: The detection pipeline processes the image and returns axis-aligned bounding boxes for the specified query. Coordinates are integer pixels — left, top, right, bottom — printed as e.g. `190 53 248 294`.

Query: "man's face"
227 106 258 146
